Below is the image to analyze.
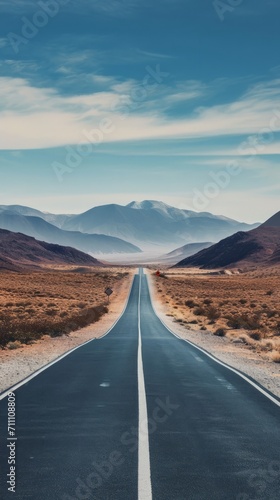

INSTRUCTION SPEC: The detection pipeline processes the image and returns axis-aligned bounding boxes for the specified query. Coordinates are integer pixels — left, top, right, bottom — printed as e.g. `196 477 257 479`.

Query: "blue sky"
0 0 280 222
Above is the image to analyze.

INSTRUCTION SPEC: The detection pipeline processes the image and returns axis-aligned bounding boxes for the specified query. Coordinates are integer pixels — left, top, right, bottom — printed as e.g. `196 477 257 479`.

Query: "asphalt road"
0 269 280 500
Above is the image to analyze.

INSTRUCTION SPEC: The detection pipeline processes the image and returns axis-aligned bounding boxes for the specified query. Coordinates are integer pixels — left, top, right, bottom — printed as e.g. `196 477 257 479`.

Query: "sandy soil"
0 270 135 394
147 271 280 399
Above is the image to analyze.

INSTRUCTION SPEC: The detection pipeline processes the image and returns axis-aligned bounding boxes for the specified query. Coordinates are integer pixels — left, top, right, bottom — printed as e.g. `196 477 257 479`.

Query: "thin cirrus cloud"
0 76 280 150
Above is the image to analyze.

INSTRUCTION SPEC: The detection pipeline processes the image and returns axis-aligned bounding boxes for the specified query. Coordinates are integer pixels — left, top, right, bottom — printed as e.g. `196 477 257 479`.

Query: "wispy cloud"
137 50 174 60
0 37 8 48
0 59 39 74
162 80 205 104
87 0 141 17
1 76 280 149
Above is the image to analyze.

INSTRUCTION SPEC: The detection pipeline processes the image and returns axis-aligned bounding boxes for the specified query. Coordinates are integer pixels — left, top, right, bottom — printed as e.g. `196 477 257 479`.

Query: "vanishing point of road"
0 269 280 499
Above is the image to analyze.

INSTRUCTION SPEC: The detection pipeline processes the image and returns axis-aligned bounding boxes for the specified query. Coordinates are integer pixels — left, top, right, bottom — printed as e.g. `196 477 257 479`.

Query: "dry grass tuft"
214 328 226 337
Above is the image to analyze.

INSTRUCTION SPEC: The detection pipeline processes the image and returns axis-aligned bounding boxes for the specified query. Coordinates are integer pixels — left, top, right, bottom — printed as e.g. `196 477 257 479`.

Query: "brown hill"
175 213 280 269
0 229 103 271
262 211 280 228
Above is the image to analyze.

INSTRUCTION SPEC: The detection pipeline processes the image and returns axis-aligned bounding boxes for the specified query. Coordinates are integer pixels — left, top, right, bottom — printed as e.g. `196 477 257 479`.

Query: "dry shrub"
7 341 22 350
206 306 221 321
271 351 280 363
77 302 87 309
239 334 255 346
260 340 274 352
45 310 58 316
226 314 262 331
249 331 263 341
185 300 197 308
193 307 205 316
214 328 226 337
266 310 277 318
203 299 212 305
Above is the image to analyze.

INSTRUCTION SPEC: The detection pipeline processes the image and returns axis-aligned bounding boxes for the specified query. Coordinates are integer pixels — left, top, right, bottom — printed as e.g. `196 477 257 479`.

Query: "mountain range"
0 212 141 256
0 229 102 272
0 201 259 253
61 200 258 250
175 212 280 269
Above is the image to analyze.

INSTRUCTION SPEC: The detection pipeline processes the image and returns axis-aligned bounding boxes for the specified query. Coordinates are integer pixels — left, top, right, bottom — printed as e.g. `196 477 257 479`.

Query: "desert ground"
0 267 134 392
149 268 280 360
0 267 132 347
